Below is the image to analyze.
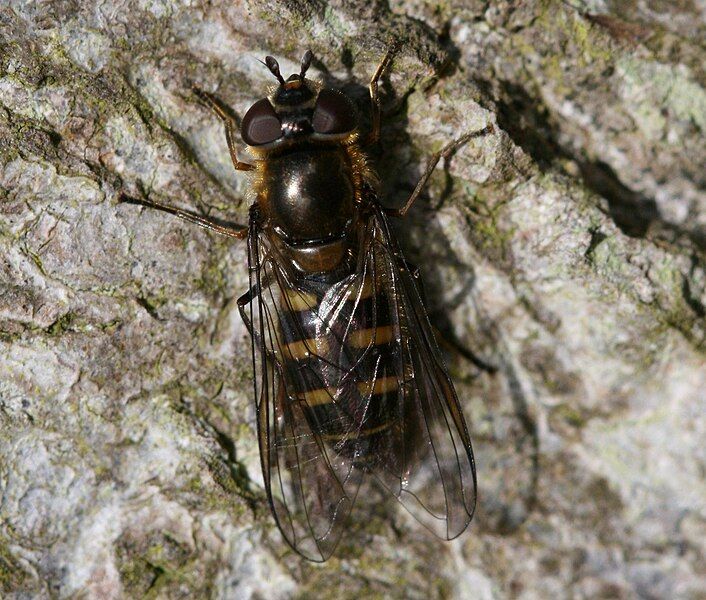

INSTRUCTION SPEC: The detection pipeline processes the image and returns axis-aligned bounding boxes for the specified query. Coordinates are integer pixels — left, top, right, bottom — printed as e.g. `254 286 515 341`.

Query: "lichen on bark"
1 0 704 598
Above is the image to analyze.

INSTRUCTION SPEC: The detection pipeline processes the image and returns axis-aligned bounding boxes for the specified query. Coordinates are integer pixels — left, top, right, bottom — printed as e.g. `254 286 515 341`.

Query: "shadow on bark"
487 79 706 251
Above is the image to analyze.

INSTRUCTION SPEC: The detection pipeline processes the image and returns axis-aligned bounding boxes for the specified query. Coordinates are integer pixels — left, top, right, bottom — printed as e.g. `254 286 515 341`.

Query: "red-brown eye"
241 98 281 145
312 90 356 134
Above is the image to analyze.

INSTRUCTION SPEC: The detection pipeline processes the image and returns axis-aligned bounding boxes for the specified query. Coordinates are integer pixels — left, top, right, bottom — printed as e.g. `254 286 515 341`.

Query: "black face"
240 51 357 147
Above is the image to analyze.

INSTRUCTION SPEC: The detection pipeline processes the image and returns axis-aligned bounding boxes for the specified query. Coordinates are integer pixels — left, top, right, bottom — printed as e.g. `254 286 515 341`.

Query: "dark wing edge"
368 204 477 540
239 214 360 562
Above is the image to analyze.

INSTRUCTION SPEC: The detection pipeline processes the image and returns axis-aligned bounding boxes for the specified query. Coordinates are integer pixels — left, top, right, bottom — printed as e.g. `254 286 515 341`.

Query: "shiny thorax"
258 144 355 245
252 138 365 274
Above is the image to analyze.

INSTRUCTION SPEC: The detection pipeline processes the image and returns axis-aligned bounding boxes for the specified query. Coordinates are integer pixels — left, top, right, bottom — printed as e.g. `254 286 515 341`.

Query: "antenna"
264 56 285 85
299 50 313 79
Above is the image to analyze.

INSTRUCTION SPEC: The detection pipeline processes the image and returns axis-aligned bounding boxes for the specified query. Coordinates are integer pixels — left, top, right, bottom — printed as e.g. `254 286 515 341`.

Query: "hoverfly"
122 49 491 562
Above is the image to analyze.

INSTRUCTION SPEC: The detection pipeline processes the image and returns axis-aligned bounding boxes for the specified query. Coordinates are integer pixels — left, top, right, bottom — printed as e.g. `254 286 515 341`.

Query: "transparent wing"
240 214 363 562
360 203 477 540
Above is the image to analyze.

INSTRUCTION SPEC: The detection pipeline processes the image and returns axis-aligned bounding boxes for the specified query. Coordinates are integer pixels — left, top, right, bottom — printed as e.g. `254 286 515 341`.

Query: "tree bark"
1 0 704 597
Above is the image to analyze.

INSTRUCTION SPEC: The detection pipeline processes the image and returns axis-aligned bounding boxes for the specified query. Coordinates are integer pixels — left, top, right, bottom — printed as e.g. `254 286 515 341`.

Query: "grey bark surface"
1 0 705 598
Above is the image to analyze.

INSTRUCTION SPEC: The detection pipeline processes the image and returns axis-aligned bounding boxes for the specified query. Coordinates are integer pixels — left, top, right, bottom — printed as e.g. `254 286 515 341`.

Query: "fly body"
122 48 492 562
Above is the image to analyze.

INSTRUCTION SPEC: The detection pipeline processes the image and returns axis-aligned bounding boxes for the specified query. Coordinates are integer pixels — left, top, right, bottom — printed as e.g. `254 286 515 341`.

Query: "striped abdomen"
278 279 399 466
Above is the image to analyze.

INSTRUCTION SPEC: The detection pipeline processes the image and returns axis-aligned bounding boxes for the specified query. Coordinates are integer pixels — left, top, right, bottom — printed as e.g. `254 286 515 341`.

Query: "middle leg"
119 193 248 239
386 125 494 218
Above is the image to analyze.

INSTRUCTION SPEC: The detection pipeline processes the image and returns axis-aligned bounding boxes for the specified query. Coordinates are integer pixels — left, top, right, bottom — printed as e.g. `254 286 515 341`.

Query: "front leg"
363 45 398 148
192 86 255 173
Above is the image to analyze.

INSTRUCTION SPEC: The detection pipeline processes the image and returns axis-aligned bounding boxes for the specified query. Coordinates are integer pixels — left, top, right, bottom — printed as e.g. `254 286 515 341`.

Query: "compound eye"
312 90 355 134
241 98 281 145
